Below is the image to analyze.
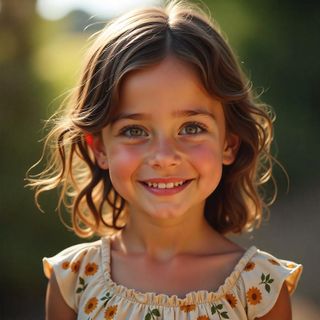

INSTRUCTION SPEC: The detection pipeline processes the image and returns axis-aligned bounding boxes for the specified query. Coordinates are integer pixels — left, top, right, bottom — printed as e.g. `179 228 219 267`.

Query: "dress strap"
101 236 112 275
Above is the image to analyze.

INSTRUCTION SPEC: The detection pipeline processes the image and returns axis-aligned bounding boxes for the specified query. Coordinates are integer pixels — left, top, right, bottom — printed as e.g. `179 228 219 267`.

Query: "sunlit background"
36 0 161 20
1 0 319 318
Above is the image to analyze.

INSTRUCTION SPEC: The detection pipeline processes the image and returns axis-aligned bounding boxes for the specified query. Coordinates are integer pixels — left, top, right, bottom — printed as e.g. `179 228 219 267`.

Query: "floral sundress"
43 237 302 319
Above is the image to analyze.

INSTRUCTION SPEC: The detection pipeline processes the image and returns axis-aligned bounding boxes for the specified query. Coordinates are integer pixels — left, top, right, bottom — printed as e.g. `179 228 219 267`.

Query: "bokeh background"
1 0 319 319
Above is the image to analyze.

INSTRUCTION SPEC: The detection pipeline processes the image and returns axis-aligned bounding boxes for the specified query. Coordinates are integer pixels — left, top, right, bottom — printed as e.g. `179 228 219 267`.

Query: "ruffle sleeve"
240 249 302 319
43 240 102 311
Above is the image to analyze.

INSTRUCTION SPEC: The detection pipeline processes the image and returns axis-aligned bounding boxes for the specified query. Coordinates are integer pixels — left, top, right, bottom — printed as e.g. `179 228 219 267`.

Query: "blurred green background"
1 0 319 318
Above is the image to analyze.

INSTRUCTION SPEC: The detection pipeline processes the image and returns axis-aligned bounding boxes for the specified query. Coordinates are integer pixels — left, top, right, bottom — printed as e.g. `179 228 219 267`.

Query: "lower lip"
139 180 192 196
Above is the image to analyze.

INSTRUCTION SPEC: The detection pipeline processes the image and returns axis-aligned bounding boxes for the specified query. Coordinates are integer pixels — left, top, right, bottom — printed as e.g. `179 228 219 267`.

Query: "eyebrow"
111 108 215 123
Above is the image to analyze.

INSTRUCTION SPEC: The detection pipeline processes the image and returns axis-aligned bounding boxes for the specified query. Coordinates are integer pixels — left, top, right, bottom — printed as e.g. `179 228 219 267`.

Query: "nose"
147 136 182 169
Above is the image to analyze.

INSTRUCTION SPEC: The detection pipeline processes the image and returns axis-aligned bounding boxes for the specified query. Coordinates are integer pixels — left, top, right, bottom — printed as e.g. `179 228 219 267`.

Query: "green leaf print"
259 272 274 293
100 292 113 308
145 307 161 320
265 284 271 293
221 311 229 319
76 277 87 293
211 303 229 319
152 309 160 316
211 305 216 314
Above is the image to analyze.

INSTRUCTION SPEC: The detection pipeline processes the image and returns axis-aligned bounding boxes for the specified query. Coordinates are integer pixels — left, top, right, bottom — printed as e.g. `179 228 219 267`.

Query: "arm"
45 272 77 320
256 283 292 320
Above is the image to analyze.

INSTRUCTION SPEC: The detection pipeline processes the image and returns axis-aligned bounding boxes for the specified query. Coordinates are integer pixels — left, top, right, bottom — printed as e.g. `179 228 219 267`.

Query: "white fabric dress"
43 237 302 320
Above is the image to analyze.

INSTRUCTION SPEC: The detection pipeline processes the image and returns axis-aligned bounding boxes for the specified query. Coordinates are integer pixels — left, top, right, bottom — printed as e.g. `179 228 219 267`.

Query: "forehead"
116 56 220 115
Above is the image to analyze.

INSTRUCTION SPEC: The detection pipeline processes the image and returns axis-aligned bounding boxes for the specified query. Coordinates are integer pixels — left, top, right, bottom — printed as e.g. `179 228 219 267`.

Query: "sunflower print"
197 316 210 320
105 305 118 319
85 262 98 276
71 260 81 273
244 261 255 272
225 293 237 308
84 297 98 314
246 287 262 305
179 304 196 312
61 261 70 270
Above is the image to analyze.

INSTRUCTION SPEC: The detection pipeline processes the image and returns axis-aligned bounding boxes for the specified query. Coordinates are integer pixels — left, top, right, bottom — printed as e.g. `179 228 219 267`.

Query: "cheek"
106 145 142 184
187 143 224 197
187 142 223 171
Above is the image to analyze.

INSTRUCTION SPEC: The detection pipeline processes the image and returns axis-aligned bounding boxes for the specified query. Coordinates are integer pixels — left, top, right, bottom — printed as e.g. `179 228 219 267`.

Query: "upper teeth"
147 181 184 189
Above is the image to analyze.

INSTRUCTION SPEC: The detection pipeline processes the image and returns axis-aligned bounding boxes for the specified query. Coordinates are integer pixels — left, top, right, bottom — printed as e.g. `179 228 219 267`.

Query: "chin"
147 206 187 220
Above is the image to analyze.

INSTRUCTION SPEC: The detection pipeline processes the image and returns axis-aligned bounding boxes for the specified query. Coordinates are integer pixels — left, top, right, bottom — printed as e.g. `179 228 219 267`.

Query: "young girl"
28 1 302 319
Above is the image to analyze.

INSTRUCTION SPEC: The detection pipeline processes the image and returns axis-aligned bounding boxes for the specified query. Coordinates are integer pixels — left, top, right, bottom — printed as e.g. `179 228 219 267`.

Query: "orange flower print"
61 261 70 270
268 258 280 266
180 304 196 312
85 262 98 276
244 261 255 271
225 293 237 308
84 297 98 314
246 287 262 305
71 260 81 273
197 316 209 320
105 305 118 319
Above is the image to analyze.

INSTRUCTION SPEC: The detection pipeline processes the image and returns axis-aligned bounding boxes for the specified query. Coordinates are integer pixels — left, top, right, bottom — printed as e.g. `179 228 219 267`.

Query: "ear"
222 133 240 165
88 134 109 170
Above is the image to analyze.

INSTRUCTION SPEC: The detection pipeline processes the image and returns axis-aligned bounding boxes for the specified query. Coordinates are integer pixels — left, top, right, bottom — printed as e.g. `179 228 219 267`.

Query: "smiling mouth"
140 179 192 190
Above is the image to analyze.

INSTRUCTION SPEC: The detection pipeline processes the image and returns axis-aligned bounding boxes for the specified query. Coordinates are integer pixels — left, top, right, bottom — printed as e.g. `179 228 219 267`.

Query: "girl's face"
94 56 239 222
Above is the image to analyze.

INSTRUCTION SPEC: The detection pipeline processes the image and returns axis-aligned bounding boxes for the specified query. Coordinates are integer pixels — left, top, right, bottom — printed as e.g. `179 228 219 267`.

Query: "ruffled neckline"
100 236 258 307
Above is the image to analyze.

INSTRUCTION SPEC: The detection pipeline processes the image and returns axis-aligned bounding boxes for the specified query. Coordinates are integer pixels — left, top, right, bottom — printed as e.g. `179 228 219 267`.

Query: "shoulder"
43 238 108 312
43 239 102 270
43 239 103 285
237 247 302 320
46 272 77 320
256 282 291 320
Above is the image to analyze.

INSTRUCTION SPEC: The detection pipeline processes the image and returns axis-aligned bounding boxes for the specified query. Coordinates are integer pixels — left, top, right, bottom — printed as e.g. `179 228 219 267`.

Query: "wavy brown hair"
27 0 276 237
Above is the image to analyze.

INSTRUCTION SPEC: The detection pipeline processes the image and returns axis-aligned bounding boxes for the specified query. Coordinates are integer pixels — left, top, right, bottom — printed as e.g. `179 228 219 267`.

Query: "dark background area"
1 0 319 318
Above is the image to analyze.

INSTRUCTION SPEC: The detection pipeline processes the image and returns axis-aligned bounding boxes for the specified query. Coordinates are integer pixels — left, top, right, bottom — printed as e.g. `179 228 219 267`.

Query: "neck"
113 205 221 262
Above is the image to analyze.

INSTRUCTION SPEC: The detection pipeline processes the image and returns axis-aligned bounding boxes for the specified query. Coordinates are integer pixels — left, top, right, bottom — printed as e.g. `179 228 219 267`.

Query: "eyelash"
119 125 148 138
179 121 208 135
118 122 208 138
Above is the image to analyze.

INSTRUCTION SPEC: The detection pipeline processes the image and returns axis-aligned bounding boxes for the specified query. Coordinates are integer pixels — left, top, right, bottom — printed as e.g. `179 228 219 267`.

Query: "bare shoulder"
256 283 292 320
45 272 77 320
